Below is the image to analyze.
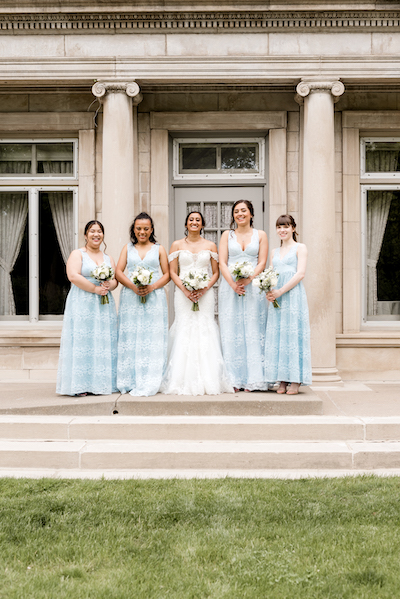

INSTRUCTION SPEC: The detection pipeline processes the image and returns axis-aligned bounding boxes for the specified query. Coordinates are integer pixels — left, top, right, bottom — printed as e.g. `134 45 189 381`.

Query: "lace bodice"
169 249 218 277
273 244 298 279
128 243 162 282
79 249 111 284
227 229 259 267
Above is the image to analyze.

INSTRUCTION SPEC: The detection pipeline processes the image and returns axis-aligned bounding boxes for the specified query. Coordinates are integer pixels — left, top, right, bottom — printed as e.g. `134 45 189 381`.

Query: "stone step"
0 389 323 417
1 415 400 442
1 439 400 471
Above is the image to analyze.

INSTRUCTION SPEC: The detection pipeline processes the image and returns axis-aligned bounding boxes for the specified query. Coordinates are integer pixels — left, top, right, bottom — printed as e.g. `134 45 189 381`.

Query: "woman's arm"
240 229 269 287
192 243 219 301
66 250 108 297
218 230 245 295
169 241 193 300
267 244 307 302
115 244 142 295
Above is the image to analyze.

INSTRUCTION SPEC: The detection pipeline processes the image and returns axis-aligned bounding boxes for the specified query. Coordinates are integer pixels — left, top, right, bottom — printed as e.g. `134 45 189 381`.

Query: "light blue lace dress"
117 243 168 396
56 249 118 396
265 244 312 386
218 229 268 391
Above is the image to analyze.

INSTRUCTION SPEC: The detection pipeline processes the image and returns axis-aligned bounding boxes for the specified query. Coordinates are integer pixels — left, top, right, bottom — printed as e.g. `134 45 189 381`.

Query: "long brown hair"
230 200 254 229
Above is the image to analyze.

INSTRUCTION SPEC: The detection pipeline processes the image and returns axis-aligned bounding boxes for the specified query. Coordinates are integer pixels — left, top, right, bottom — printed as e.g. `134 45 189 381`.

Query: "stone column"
296 80 345 383
92 81 143 292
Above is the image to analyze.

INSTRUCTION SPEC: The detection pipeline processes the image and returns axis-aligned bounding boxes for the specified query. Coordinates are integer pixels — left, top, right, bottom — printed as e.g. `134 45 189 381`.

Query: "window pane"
0 191 29 315
220 202 233 229
365 142 400 173
204 203 217 228
367 190 400 320
0 143 32 175
181 146 216 171
39 191 72 315
37 143 74 175
221 145 257 171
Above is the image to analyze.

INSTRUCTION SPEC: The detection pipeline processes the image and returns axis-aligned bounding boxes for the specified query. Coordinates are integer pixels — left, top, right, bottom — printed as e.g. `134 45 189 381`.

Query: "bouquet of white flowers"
91 263 115 304
228 260 255 296
180 268 210 311
130 265 154 304
252 266 280 308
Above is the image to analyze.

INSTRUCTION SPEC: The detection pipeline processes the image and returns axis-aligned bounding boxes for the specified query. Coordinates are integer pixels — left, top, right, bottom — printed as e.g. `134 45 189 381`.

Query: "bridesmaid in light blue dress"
116 213 169 396
219 200 269 392
265 214 312 394
57 220 118 396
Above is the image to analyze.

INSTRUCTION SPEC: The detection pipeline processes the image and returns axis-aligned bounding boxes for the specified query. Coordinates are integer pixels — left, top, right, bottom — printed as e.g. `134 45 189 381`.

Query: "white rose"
252 278 260 288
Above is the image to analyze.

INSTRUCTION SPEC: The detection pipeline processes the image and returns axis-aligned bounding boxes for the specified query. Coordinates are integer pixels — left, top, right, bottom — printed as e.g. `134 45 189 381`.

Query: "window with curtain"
0 141 75 178
0 189 76 320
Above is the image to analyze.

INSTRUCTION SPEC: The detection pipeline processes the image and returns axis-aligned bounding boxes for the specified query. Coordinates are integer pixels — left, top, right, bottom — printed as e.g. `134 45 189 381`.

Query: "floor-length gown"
117 243 168 396
160 249 233 395
265 244 312 386
57 249 118 396
218 229 268 391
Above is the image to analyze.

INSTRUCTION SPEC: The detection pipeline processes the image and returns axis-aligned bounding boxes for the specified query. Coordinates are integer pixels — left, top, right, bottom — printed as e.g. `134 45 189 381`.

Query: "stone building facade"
1 1 400 383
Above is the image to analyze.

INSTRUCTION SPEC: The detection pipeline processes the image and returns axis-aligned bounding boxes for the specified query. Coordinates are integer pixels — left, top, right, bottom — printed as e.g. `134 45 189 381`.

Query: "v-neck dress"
264 244 312 386
218 229 268 391
57 248 118 396
117 242 168 396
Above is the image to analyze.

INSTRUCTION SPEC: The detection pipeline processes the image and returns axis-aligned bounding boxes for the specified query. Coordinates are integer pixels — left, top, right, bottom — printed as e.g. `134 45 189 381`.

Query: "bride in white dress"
160 211 233 396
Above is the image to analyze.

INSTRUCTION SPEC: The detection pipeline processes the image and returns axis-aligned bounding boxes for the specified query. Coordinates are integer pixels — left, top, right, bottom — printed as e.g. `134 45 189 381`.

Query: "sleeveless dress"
160 249 233 396
117 243 168 396
218 229 268 391
56 249 118 396
264 244 312 386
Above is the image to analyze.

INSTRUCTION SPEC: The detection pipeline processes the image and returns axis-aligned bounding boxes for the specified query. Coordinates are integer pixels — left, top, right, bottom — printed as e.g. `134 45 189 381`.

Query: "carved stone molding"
1 11 400 33
295 80 345 105
92 81 143 105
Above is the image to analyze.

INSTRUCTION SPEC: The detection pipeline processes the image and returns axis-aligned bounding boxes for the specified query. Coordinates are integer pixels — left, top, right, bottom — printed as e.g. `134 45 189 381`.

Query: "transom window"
173 138 265 180
361 136 400 323
0 140 77 178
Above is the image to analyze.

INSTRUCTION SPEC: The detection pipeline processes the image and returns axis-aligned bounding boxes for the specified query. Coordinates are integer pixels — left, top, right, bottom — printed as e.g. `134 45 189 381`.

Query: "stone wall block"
0 348 23 370
287 131 299 152
343 175 360 223
23 348 60 370
166 33 269 57
287 111 300 132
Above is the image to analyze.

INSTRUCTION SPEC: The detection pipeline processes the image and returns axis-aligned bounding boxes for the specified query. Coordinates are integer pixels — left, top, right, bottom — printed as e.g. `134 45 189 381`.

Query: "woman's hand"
136 284 155 297
188 287 209 302
94 285 109 297
239 276 253 288
233 281 246 295
266 289 282 302
100 281 111 290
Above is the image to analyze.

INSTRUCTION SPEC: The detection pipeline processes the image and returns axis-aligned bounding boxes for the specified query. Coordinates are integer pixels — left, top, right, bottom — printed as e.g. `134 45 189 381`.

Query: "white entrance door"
173 186 265 320
174 186 265 244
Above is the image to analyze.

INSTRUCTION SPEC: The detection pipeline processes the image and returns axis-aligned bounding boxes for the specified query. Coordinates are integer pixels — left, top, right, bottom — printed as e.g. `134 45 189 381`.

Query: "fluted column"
92 81 143 287
296 80 345 383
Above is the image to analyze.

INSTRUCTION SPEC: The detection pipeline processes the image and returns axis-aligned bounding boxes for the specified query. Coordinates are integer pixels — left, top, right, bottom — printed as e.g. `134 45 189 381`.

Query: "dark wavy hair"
129 212 157 244
230 200 254 229
84 220 107 252
185 211 206 236
276 214 298 244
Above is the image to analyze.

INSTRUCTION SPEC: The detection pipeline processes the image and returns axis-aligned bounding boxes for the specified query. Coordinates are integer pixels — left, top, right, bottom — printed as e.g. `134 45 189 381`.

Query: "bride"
160 211 233 395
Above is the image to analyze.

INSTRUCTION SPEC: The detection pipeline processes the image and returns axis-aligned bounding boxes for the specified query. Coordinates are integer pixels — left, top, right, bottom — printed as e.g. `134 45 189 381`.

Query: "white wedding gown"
160 249 233 396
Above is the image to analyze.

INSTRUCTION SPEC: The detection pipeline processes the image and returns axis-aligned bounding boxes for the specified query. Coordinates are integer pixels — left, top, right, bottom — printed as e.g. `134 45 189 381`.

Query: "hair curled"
185 211 206 237
276 214 298 243
230 200 254 229
84 220 107 252
129 212 157 244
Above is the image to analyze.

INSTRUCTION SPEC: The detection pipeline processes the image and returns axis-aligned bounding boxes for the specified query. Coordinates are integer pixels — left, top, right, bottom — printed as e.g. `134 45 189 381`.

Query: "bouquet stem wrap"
90 263 115 305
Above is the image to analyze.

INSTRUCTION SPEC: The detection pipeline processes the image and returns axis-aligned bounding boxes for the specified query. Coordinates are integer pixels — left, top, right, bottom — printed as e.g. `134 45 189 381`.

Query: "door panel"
174 186 264 244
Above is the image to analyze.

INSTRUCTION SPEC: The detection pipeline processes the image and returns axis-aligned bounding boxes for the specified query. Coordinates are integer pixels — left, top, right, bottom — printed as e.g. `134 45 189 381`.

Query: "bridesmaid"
265 214 312 394
218 200 269 392
57 220 118 396
116 212 169 396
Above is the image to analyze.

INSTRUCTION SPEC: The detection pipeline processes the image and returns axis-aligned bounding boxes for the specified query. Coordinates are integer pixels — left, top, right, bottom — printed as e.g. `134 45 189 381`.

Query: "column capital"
92 81 143 105
295 80 345 105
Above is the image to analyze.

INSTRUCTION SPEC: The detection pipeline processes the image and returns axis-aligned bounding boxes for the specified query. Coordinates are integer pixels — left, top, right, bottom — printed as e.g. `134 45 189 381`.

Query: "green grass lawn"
0 476 399 598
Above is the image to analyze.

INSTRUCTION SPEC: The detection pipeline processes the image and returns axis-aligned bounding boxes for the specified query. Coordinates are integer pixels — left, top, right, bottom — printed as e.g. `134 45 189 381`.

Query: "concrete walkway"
1 379 400 417
0 380 399 479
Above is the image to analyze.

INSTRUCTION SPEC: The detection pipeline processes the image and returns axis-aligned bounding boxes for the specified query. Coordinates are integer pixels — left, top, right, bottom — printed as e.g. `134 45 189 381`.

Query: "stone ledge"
336 333 400 348
1 10 400 34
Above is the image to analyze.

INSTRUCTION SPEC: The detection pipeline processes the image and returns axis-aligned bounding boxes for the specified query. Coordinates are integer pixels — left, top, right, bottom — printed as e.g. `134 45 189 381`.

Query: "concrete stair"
1 415 400 476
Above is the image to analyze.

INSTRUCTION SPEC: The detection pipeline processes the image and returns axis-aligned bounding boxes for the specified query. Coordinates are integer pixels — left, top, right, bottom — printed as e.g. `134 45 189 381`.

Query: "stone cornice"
1 10 400 32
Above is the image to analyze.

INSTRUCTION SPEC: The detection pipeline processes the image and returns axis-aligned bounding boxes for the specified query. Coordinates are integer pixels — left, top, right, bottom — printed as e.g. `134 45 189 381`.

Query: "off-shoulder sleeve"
168 251 180 263
210 251 219 263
